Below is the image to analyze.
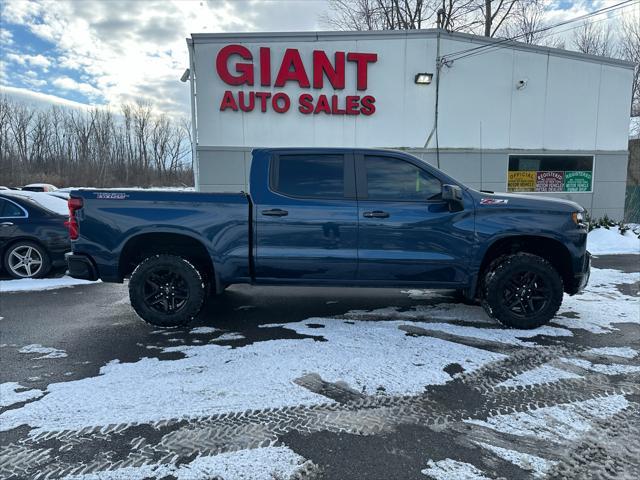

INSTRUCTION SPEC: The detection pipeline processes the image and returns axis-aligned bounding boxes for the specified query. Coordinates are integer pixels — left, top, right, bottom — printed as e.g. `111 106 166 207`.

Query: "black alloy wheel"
143 268 190 315
129 254 206 327
482 252 563 329
502 270 550 318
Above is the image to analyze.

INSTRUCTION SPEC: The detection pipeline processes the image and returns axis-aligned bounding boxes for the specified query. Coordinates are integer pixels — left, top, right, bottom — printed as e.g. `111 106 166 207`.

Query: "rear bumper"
569 250 591 294
66 252 99 281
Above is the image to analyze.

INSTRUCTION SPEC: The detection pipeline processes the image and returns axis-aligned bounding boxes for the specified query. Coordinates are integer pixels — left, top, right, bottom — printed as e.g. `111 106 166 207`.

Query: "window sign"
507 171 536 192
536 171 564 192
507 155 593 193
564 171 593 192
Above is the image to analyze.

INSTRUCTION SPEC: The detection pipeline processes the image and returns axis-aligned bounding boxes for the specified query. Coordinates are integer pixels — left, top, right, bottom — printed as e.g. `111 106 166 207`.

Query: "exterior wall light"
414 73 433 85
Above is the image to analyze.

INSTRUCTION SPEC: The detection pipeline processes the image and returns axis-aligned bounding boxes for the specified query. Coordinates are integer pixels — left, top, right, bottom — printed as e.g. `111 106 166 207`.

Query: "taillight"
66 197 83 240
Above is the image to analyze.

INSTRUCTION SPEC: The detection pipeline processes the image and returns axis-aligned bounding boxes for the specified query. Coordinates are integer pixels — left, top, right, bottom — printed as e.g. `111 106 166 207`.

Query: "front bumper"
570 250 591 294
66 252 99 281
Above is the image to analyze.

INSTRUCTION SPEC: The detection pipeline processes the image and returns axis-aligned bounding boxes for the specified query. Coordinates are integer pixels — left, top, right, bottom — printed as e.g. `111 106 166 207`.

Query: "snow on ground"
60 446 306 480
584 346 638 359
1 268 637 436
18 344 67 359
561 357 640 375
466 395 629 442
421 458 490 480
189 326 219 334
553 268 639 333
477 443 552 479
0 382 44 408
587 227 639 255
459 395 632 478
497 365 581 388
0 318 503 434
0 276 97 293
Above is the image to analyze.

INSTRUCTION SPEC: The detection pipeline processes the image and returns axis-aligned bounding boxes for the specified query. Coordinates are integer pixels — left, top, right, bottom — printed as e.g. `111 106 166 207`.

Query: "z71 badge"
480 198 509 205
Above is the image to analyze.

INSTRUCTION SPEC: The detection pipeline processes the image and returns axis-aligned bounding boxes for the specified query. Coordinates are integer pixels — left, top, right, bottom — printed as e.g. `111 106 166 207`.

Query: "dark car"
0 191 70 278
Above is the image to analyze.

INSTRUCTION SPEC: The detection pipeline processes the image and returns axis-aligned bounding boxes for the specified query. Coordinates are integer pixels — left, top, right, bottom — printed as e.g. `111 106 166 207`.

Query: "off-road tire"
481 252 563 329
3 241 51 279
129 254 205 328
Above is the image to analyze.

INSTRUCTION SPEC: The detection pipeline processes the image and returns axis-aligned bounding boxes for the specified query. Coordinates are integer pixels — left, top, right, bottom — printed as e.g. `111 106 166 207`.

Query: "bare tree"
324 0 530 37
324 0 441 30
572 20 614 57
476 0 520 37
0 98 193 188
437 0 479 32
618 13 640 120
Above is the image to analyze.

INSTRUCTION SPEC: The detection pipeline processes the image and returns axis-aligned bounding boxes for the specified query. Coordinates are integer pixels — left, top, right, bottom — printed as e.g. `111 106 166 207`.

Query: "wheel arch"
118 232 217 290
474 234 574 297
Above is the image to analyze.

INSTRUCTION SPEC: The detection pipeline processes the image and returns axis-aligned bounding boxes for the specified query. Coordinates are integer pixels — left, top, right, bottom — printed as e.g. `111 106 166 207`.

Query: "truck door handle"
261 208 288 217
363 211 390 218
0 222 14 227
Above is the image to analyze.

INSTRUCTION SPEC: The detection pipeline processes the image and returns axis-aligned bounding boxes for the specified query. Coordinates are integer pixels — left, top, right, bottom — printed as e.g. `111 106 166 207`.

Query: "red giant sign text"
216 45 378 116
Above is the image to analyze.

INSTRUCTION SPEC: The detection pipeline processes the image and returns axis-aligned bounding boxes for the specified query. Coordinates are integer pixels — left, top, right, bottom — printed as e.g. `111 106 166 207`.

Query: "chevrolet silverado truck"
66 148 590 329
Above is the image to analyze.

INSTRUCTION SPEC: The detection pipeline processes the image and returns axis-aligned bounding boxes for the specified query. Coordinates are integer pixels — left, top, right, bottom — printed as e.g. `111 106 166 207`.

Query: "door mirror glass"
442 184 463 202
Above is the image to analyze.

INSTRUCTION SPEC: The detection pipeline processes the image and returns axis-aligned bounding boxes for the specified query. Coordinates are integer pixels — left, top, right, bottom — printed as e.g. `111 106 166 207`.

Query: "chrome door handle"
0 222 14 226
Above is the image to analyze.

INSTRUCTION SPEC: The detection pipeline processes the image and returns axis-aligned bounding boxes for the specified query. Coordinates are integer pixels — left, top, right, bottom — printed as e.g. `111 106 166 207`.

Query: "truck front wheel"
481 253 563 329
129 254 205 328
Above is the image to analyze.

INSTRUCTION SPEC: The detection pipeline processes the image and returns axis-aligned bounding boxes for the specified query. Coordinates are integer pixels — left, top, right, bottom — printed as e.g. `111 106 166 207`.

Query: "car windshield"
2 191 68 216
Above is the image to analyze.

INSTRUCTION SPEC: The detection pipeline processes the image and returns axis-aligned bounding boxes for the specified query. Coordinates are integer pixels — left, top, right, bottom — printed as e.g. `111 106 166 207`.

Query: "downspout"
424 29 442 169
187 38 199 190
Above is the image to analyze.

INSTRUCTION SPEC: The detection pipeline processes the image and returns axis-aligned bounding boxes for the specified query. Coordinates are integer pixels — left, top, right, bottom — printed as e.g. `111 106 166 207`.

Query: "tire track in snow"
1 350 638 479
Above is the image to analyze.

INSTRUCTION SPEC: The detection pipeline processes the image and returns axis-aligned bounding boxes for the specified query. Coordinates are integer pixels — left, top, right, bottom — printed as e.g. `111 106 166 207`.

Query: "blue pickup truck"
66 148 590 329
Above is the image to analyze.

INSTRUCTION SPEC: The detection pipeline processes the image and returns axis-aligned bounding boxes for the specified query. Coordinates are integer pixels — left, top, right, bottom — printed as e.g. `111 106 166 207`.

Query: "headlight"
572 211 585 226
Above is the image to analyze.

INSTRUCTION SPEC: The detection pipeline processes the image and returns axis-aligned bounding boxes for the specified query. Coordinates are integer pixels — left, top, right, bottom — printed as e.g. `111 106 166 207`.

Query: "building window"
272 154 345 199
507 155 594 193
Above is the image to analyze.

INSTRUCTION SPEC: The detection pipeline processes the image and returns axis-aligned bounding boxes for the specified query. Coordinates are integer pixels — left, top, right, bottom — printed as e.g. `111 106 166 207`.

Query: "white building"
187 29 635 219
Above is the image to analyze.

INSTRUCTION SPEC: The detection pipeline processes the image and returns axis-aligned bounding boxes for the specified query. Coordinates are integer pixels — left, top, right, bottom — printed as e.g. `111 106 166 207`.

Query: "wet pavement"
0 255 638 479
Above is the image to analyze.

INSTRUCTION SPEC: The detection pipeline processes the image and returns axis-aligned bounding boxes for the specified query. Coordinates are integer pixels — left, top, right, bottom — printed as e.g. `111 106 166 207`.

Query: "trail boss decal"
480 198 509 205
94 192 129 200
216 45 378 116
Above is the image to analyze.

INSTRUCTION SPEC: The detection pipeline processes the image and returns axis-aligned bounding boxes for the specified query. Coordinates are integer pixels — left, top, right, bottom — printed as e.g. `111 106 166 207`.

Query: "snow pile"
587 228 639 255
0 383 43 408
0 276 97 293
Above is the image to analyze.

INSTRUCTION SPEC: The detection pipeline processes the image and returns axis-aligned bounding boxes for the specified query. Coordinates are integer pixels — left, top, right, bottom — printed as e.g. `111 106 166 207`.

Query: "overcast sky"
0 0 627 118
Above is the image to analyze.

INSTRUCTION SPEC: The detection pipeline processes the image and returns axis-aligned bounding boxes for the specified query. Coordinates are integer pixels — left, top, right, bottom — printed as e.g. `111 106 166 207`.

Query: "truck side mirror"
442 184 464 211
442 184 462 202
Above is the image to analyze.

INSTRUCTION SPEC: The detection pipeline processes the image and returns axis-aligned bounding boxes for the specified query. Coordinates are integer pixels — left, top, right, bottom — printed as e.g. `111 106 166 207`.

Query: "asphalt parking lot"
0 255 639 480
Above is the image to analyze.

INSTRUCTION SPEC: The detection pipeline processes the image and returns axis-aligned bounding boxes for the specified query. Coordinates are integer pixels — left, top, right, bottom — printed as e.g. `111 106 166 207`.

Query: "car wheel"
3 241 51 279
481 253 563 329
128 254 205 328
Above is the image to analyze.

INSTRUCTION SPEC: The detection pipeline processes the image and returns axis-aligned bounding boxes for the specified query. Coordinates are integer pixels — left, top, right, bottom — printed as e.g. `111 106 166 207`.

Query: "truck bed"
70 189 250 284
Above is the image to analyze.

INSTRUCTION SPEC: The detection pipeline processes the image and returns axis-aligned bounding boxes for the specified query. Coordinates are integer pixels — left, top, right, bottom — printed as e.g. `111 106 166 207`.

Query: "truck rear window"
272 154 345 199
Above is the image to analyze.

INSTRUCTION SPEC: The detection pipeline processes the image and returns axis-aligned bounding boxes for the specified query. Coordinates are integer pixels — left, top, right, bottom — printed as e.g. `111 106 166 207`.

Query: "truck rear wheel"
481 253 563 329
129 254 205 328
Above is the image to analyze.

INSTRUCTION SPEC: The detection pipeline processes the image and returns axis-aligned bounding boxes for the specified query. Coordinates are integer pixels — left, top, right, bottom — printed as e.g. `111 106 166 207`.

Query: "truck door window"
364 156 441 201
273 154 345 199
